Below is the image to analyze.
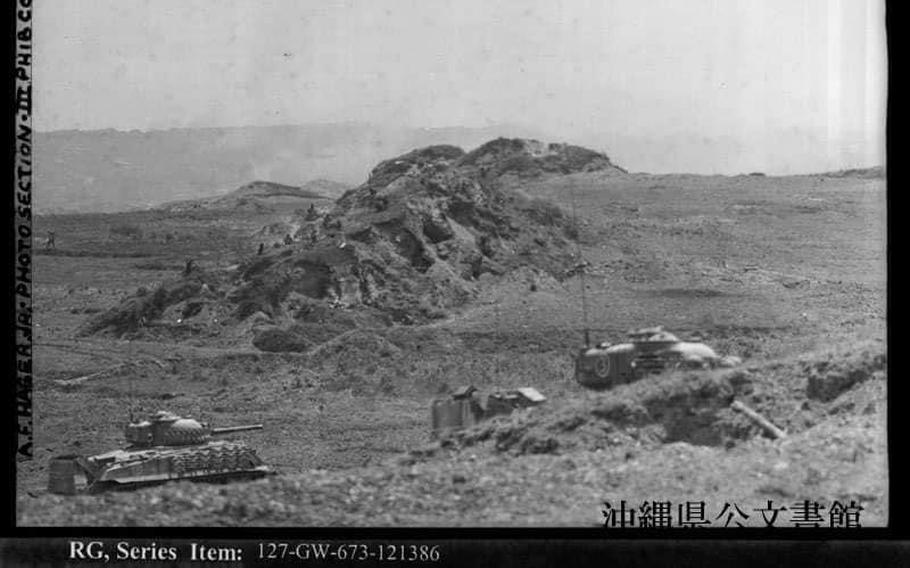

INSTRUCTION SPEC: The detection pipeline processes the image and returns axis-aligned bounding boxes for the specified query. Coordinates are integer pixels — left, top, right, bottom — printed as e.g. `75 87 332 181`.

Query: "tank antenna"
569 180 591 348
128 336 134 422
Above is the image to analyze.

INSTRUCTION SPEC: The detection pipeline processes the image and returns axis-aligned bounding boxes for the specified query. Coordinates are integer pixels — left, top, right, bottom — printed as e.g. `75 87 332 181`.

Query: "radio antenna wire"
569 180 591 348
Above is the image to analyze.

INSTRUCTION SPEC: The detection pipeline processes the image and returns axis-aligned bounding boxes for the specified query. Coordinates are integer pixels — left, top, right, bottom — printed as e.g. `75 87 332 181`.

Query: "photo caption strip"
1 538 907 567
15 0 34 461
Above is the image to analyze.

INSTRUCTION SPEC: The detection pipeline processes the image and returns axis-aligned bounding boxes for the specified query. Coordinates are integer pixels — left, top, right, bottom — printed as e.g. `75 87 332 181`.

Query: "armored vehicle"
48 410 270 494
431 386 546 436
575 326 740 390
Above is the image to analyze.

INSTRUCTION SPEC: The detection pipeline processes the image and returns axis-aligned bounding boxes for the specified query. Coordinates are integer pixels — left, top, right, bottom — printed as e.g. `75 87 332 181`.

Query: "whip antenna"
128 336 135 422
569 181 591 348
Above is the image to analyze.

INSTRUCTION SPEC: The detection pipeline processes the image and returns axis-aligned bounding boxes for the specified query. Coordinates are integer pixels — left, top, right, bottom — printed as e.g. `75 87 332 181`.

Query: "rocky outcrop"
84 139 626 342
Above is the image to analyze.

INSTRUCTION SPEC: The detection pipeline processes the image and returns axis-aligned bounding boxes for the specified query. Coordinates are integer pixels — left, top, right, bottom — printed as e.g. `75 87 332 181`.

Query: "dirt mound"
721 340 887 434
442 340 886 457
251 326 315 353
448 370 743 456
307 329 402 366
251 306 392 353
302 329 404 395
805 347 886 402
78 269 225 336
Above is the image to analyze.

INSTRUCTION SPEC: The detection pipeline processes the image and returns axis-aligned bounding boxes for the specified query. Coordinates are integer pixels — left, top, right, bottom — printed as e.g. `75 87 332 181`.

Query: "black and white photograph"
15 0 886 530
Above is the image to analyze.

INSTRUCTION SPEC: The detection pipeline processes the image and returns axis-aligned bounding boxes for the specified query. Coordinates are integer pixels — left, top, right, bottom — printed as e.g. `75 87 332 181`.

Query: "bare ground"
18 168 886 526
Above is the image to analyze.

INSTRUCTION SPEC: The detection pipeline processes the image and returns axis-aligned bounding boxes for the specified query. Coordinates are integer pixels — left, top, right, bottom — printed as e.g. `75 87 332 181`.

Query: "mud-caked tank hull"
48 410 272 495
50 441 270 494
92 441 268 492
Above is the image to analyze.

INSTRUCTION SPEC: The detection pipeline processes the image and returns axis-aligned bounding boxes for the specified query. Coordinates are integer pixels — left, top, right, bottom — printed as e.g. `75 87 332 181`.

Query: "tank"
48 410 271 494
575 326 741 390
431 386 546 436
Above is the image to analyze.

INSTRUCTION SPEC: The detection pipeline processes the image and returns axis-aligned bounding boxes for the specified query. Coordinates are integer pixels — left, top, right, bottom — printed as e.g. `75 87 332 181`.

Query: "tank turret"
124 410 264 448
48 410 270 495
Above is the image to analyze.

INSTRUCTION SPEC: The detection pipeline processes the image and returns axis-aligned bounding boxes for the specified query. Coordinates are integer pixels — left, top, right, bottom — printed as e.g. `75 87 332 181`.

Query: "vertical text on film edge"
15 0 35 461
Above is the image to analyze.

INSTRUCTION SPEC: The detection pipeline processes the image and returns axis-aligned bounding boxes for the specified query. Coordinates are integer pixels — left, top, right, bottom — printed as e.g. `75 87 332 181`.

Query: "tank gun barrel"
211 424 263 435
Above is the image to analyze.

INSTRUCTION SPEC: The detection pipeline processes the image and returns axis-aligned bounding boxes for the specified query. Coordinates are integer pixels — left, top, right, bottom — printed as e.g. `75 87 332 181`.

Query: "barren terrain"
18 140 886 527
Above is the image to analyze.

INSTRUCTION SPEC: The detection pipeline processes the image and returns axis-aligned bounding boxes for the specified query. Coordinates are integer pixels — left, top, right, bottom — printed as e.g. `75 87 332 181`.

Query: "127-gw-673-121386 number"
257 543 442 562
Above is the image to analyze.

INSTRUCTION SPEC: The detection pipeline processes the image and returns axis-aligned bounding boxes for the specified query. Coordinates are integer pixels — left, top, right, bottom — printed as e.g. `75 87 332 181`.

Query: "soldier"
184 259 196 275
45 231 56 250
284 234 293 246
258 242 265 256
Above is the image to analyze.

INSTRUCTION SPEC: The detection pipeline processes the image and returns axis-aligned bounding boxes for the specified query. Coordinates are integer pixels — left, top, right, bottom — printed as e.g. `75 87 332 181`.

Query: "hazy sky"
35 0 886 173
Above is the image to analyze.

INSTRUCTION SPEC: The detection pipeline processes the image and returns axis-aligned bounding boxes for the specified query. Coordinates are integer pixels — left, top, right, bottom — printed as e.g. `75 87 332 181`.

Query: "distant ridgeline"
33 123 548 213
818 166 885 179
157 180 341 213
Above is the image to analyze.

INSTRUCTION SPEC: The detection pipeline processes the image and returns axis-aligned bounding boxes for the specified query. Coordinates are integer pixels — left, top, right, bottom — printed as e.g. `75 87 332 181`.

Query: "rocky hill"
80 139 625 346
34 123 547 213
